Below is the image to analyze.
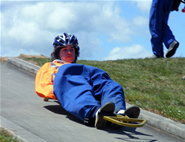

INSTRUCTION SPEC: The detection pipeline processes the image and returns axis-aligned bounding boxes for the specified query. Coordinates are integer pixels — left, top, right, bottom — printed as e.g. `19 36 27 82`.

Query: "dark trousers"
53 63 126 121
149 0 176 56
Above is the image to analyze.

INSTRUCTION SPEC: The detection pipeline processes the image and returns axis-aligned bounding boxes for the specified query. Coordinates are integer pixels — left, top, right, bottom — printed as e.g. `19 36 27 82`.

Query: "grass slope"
21 57 185 124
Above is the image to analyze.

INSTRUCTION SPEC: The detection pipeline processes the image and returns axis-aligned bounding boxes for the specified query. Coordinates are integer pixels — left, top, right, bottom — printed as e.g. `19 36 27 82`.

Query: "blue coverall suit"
149 0 176 57
53 64 126 121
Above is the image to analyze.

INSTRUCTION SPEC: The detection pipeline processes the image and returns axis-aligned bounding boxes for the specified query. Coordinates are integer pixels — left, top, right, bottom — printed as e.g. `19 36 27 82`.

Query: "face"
59 45 76 63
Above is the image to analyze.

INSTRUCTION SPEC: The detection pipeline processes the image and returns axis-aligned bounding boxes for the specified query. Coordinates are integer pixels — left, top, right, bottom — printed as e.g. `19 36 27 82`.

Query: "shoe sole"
166 41 179 58
95 102 115 129
124 106 140 118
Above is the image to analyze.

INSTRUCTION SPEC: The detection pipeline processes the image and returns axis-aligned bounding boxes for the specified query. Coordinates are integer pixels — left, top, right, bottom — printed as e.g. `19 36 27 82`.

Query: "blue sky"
1 0 185 60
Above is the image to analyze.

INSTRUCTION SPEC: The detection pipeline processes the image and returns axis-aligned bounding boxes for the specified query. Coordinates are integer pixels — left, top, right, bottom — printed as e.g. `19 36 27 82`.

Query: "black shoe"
95 102 115 129
124 105 140 118
111 106 140 129
146 54 164 59
166 41 179 58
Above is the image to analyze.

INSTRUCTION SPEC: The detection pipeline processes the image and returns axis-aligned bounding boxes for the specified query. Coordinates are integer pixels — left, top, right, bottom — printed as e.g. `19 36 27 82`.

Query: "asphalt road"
1 62 185 142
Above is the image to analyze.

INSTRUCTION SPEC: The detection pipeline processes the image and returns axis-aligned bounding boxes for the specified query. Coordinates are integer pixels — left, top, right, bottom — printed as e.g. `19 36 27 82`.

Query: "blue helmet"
53 33 78 49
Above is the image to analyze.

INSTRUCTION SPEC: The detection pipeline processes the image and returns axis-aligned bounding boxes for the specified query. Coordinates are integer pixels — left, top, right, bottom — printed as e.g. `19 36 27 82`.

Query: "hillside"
1 54 185 124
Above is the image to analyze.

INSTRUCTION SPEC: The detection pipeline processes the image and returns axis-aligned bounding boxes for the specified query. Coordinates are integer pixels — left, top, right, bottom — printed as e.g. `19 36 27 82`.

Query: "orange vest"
35 60 65 100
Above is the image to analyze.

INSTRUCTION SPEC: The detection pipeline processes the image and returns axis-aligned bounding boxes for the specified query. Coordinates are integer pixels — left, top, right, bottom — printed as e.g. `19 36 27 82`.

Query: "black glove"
171 0 182 11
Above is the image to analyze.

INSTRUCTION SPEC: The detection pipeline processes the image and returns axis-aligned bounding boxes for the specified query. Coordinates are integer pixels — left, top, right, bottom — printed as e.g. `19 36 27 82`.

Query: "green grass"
22 57 185 124
0 129 19 142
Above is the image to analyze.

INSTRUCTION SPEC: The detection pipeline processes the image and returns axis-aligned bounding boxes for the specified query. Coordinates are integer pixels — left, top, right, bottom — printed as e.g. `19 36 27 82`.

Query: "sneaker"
145 54 164 59
112 106 140 129
166 41 179 58
95 102 115 129
124 105 140 118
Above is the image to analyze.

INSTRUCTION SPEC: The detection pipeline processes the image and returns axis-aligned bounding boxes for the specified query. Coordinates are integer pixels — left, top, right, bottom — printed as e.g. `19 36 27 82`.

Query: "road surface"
1 62 184 142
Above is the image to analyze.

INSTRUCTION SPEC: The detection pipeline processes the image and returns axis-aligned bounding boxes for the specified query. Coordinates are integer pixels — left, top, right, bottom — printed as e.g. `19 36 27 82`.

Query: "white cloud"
1 1 135 59
132 0 152 12
1 1 162 60
103 44 151 60
133 16 148 26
